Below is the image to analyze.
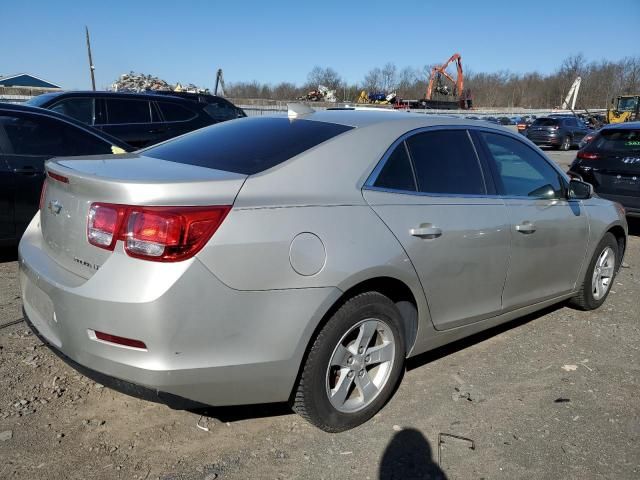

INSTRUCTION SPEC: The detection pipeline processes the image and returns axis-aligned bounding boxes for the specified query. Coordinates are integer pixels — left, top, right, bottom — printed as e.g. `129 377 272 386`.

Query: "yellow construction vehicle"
607 95 640 123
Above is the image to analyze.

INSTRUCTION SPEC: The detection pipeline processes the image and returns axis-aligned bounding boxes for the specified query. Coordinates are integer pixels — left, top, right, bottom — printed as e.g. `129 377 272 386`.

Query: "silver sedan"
19 108 627 432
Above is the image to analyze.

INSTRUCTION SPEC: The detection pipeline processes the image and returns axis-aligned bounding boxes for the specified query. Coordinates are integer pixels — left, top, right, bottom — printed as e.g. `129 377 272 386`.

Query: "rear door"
476 131 589 309
363 128 511 330
101 98 165 148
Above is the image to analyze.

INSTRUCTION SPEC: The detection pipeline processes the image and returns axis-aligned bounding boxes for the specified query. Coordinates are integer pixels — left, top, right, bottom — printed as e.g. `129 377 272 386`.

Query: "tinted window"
158 102 196 122
105 99 151 124
588 129 640 152
406 130 485 195
203 102 240 121
481 132 563 198
374 142 416 191
49 98 94 124
0 114 113 156
144 117 353 175
532 118 559 127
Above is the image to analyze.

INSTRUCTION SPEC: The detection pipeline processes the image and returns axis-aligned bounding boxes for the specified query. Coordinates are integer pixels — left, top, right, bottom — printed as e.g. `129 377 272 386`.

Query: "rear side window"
406 130 485 195
203 102 240 121
158 102 196 122
143 117 353 175
105 99 151 124
374 142 416 192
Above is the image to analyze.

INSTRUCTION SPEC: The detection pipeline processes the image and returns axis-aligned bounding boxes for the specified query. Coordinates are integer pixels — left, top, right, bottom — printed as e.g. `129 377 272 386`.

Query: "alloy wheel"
325 319 396 413
592 246 615 300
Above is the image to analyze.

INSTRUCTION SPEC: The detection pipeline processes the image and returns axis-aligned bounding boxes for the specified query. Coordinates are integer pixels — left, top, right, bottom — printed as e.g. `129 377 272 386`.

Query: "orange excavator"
425 53 466 108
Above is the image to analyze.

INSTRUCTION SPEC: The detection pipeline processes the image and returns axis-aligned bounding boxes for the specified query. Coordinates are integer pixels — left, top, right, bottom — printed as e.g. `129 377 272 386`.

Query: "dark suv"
26 91 246 148
568 122 640 217
526 116 590 150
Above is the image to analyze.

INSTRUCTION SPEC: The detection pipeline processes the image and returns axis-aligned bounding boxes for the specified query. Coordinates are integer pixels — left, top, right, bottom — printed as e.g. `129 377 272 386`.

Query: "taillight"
87 203 230 262
88 204 125 250
577 151 600 160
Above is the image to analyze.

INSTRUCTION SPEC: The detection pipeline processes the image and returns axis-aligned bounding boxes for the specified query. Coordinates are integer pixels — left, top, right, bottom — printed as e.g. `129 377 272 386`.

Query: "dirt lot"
1 150 638 479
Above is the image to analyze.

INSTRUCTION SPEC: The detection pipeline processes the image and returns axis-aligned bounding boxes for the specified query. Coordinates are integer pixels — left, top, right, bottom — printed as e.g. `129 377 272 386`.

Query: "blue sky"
3 0 639 90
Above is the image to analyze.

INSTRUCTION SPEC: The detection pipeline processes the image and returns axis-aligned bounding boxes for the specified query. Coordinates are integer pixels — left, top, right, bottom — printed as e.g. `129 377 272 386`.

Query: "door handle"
410 223 442 239
515 221 536 234
13 167 38 176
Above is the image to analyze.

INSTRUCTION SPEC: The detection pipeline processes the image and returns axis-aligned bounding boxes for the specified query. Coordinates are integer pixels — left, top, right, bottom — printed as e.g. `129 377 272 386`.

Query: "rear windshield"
143 117 353 175
532 118 559 126
589 129 640 152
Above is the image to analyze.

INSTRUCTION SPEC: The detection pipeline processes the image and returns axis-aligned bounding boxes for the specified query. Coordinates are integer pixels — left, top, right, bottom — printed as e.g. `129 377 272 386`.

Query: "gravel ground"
1 150 638 479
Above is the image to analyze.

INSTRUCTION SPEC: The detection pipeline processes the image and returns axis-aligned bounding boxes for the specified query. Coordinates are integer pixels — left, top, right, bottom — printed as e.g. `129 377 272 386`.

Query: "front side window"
405 130 485 195
49 98 95 125
0 114 113 157
374 142 416 192
481 132 563 199
105 99 151 124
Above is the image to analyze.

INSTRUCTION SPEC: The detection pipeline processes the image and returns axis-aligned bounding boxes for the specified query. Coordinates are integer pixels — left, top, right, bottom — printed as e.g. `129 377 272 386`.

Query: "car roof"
0 102 133 151
29 90 210 104
602 121 640 130
300 108 515 131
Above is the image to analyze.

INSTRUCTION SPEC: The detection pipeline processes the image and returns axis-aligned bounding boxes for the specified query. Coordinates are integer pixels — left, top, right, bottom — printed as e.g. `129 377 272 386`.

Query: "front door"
363 129 511 330
476 131 589 309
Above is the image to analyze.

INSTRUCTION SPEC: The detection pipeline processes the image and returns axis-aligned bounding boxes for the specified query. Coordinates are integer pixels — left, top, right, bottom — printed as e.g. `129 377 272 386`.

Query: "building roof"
0 73 61 89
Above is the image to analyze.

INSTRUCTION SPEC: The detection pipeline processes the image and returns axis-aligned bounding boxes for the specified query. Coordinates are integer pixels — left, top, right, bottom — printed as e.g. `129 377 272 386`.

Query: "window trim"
474 128 570 200
364 125 491 198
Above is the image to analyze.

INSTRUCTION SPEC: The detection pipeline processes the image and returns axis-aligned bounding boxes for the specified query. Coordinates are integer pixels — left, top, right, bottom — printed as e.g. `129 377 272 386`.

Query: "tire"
560 135 572 151
569 233 619 310
292 292 406 432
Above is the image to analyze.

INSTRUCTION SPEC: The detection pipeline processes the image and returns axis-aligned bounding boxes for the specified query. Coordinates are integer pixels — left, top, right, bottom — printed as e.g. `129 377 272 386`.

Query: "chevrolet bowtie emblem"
48 200 63 215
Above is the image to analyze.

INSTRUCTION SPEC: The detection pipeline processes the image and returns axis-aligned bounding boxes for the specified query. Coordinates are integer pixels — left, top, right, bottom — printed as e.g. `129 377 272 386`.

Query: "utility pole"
85 26 96 91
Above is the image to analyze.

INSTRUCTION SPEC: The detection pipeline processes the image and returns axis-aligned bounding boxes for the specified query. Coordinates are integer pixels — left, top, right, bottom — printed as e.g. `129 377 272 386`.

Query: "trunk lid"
41 154 246 279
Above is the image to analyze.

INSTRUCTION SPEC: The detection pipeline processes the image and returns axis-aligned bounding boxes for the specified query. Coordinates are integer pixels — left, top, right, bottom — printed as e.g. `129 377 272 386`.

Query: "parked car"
568 122 640 217
516 118 533 135
526 116 590 150
578 130 598 149
26 91 245 148
497 116 514 125
0 103 133 246
20 111 627 432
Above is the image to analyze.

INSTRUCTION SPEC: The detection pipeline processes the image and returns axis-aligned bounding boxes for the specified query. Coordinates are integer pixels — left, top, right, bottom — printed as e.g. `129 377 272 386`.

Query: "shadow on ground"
0 246 18 264
627 217 640 237
379 428 447 480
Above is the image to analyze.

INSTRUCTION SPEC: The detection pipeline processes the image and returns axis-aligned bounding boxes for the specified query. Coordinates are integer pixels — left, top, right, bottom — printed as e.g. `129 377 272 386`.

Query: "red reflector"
47 171 69 183
577 151 600 160
94 331 147 349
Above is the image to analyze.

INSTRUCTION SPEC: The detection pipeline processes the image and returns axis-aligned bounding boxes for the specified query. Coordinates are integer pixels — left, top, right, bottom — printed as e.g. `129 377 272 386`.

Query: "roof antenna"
287 103 314 119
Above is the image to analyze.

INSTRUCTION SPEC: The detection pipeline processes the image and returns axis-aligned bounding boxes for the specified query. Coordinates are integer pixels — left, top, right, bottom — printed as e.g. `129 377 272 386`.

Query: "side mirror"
568 179 593 200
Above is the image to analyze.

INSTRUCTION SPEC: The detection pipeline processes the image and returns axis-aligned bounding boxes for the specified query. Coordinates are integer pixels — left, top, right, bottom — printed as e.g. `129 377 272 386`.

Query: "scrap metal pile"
298 85 337 102
111 72 209 93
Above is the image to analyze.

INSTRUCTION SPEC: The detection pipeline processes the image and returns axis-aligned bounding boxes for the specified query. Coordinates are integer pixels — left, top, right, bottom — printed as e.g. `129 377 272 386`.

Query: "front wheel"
569 233 619 310
292 292 406 432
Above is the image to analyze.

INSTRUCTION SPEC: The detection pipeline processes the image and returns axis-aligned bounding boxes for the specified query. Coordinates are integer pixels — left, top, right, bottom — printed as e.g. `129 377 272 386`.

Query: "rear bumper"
19 217 341 406
527 134 561 146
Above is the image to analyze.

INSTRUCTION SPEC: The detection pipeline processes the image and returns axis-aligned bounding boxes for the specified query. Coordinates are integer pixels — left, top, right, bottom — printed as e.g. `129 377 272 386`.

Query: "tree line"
225 54 640 109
